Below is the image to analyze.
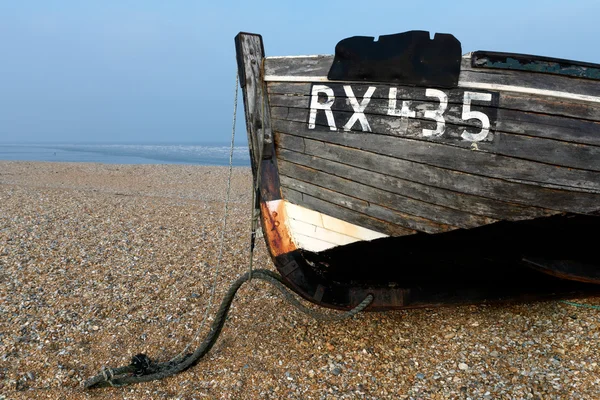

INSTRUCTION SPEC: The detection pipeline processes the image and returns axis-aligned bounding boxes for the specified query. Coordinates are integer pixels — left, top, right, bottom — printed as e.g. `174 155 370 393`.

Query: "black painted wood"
273 104 600 172
471 51 600 81
267 89 600 146
279 159 490 232
268 82 600 123
276 144 554 221
272 118 600 193
278 133 600 214
265 54 600 97
276 121 600 213
328 31 462 87
460 58 600 97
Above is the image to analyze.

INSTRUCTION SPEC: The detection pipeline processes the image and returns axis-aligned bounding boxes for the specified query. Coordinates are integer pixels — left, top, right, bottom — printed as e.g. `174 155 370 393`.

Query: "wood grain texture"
272 104 600 172
263 52 600 235
268 82 600 122
273 130 600 214
272 118 600 193
459 57 600 98
264 55 600 98
235 33 273 167
267 89 600 145
283 201 387 252
279 159 492 232
276 143 554 221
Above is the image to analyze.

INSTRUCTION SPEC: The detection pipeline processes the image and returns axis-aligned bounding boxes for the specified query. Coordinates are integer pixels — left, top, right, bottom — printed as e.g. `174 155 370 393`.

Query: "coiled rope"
83 269 373 389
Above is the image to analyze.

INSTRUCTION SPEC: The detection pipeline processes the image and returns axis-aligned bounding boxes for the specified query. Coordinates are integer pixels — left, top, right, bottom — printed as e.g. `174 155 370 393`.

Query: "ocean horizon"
0 143 251 167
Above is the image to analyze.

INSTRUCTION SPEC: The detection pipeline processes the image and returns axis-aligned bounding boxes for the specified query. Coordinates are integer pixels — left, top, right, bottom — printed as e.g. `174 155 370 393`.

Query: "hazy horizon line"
0 140 248 146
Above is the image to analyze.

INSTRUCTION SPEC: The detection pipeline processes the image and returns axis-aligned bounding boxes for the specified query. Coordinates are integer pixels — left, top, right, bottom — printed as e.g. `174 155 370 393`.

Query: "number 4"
461 92 493 142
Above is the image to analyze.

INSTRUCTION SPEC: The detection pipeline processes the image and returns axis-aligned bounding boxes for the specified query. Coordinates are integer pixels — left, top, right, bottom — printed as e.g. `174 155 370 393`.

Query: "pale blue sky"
1 1 598 144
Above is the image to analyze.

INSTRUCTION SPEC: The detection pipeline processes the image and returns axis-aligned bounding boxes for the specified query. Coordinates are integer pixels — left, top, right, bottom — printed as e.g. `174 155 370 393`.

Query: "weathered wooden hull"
235 32 600 310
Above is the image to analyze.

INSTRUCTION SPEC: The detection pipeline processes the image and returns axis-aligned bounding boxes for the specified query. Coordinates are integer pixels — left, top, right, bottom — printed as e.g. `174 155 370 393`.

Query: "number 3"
422 89 448 137
461 92 493 142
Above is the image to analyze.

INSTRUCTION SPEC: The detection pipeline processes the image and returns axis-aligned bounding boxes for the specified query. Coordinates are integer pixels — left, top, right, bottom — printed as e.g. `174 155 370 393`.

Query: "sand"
1 161 599 399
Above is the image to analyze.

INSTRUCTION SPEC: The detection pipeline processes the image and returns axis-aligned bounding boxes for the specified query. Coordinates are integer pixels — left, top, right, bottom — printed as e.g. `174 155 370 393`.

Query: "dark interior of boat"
301 214 599 306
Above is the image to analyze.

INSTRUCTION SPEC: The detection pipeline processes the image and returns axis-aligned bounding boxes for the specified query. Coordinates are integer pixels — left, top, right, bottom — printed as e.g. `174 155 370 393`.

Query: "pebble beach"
1 161 599 399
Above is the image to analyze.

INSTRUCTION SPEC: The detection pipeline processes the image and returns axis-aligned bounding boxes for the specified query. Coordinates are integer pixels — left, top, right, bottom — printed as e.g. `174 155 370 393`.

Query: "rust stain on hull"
261 200 297 257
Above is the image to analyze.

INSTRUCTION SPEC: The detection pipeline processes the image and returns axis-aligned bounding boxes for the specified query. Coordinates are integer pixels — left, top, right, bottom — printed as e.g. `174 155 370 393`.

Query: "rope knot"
131 353 152 376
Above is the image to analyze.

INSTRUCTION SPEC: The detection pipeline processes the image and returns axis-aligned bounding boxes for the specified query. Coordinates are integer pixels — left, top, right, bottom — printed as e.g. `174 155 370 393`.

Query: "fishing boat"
234 31 600 310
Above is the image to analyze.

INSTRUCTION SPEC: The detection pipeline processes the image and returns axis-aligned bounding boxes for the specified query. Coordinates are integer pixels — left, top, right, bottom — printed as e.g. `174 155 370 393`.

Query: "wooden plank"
272 105 600 173
287 232 335 252
264 55 600 100
279 160 474 233
279 160 490 232
268 82 600 122
469 51 600 81
498 108 600 147
281 173 457 236
274 130 600 214
268 91 600 146
235 33 273 167
460 57 600 97
276 144 554 221
500 92 600 122
284 201 387 241
265 55 332 78
272 119 600 193
287 219 359 247
281 186 417 237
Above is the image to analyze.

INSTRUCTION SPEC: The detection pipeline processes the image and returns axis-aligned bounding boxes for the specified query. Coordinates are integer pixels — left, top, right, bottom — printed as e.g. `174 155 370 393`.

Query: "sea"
0 143 251 167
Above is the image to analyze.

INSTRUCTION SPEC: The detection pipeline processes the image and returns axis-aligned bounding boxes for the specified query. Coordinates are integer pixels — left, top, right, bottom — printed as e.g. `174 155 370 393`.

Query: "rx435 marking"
307 83 499 142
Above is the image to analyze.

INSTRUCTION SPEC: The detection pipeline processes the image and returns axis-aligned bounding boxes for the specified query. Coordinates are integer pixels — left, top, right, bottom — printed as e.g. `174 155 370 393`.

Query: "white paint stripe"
288 219 359 247
457 81 600 104
320 214 387 241
263 75 600 104
264 75 331 82
291 233 338 253
266 55 329 59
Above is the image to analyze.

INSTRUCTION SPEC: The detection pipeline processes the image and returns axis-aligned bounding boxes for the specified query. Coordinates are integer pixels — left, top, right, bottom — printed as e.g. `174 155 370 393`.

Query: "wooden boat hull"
235 32 600 310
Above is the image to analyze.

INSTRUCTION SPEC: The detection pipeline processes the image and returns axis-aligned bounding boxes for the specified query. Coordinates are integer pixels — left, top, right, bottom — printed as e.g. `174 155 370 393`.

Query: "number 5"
461 92 492 142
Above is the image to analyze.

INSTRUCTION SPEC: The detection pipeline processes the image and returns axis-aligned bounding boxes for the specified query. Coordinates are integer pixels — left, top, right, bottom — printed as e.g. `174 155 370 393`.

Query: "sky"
0 1 599 144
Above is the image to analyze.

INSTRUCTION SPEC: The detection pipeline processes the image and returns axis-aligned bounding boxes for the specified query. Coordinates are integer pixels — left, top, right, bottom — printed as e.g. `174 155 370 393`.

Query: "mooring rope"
83 269 373 389
171 72 240 365
83 71 374 390
560 300 600 311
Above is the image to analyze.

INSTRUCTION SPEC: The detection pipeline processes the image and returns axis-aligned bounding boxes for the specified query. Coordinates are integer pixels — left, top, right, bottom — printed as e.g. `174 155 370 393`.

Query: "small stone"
308 370 315 378
26 372 35 380
331 367 342 376
416 373 425 380
91 325 99 331
490 351 499 357
458 363 469 371
444 332 456 339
